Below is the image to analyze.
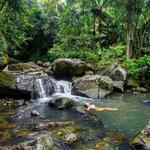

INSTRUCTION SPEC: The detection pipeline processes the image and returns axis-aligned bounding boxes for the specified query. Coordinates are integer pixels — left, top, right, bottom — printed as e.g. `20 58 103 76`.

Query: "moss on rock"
0 72 16 88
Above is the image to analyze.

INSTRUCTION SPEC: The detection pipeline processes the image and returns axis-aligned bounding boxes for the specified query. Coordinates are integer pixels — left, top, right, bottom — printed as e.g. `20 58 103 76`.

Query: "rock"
36 61 43 66
85 71 94 75
126 78 140 88
7 132 54 150
31 110 40 117
13 99 25 107
132 87 148 93
141 100 150 104
16 75 55 99
102 63 127 81
0 72 31 99
64 133 77 144
8 62 43 72
130 121 150 150
43 62 51 68
35 121 74 131
52 58 87 78
0 71 16 88
44 66 53 76
113 81 124 92
0 53 9 70
49 96 75 109
72 75 113 98
95 132 126 150
73 105 86 115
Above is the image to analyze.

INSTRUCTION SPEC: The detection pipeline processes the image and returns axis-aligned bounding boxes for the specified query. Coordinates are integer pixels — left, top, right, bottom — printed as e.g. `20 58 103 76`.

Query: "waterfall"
36 78 47 98
55 80 72 95
57 80 72 93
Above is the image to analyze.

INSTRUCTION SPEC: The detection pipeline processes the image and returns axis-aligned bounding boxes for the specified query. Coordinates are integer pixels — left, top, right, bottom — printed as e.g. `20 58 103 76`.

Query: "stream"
0 78 150 149
22 80 150 138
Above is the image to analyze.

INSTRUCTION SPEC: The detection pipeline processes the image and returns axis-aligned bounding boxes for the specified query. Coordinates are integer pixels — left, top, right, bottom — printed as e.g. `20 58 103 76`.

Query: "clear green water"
94 93 150 138
0 93 149 149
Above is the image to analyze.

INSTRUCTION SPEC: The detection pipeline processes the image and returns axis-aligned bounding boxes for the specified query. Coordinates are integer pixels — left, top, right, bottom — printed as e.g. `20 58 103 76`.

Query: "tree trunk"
126 0 136 58
126 25 134 58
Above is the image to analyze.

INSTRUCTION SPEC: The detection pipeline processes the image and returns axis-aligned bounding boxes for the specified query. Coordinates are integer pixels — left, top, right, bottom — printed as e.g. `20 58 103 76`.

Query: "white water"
36 78 47 98
56 80 72 94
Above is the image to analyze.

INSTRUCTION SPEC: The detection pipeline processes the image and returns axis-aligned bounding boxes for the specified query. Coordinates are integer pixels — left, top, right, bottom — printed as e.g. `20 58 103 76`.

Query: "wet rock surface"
49 96 75 109
72 75 113 98
130 121 150 150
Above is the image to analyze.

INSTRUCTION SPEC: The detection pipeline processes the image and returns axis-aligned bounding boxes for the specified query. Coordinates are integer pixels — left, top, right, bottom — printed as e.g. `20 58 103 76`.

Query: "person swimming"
84 102 118 111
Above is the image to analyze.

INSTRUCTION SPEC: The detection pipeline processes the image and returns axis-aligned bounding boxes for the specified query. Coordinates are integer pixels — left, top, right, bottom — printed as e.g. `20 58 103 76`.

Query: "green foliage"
47 47 99 63
0 36 8 57
97 44 125 60
123 59 139 79
123 55 150 79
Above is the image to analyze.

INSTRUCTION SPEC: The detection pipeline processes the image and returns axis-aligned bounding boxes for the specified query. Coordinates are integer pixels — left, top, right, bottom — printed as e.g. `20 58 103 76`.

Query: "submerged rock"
49 96 75 109
35 121 74 131
130 121 150 150
31 110 40 117
141 100 150 104
95 131 126 150
72 75 113 98
52 58 92 78
6 132 54 150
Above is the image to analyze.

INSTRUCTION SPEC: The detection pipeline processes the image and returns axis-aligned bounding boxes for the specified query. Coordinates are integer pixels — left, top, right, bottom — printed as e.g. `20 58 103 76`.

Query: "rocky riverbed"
0 58 149 150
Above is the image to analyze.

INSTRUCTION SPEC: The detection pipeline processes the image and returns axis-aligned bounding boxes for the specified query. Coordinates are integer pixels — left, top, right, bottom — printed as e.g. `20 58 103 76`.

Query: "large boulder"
8 62 43 72
0 72 31 99
0 71 16 88
130 121 150 150
0 70 55 99
72 75 114 98
16 74 55 99
102 63 127 92
52 58 92 78
102 63 127 81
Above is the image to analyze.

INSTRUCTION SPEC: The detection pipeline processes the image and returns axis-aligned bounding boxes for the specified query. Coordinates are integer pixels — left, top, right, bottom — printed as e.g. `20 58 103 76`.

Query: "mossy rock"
16 128 31 137
8 62 41 72
0 54 9 70
95 132 125 150
127 78 140 88
0 117 16 130
0 72 16 88
0 131 11 143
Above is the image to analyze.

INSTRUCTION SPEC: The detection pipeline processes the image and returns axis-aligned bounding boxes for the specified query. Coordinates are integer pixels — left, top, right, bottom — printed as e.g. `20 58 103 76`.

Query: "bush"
46 46 99 63
123 55 150 80
123 59 139 79
97 44 125 60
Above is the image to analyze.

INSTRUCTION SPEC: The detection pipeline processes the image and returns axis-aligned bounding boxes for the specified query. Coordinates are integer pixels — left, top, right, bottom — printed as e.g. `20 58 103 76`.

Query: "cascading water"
36 78 47 98
56 80 72 94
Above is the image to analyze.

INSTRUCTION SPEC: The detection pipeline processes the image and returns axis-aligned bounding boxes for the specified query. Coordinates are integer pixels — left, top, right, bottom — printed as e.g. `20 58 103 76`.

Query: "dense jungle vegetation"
0 0 150 80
